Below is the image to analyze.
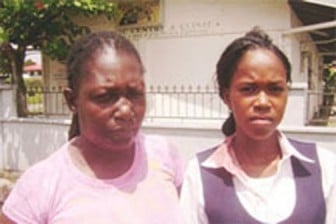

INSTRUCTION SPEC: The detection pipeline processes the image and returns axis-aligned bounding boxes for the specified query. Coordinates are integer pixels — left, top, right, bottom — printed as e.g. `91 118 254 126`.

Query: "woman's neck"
232 133 282 178
69 136 136 179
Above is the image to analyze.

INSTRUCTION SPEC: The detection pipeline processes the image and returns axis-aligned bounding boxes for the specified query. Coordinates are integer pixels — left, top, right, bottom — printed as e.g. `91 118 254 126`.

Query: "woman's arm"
180 158 209 224
317 146 336 224
0 212 16 224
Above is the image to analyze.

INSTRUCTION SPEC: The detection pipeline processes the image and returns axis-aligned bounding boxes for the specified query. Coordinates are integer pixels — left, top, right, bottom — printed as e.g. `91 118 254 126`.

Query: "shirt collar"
278 132 314 163
201 131 315 174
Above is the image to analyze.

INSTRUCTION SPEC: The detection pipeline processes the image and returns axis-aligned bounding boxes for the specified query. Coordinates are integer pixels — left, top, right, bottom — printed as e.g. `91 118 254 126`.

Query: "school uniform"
180 131 336 224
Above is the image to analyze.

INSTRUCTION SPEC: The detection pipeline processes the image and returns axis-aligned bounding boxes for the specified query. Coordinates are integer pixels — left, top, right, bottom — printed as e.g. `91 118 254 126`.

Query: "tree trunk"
10 47 28 117
15 73 28 117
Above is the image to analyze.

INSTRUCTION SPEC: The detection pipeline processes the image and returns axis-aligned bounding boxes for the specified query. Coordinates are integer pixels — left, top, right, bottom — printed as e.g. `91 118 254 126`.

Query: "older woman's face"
222 48 288 140
74 47 146 151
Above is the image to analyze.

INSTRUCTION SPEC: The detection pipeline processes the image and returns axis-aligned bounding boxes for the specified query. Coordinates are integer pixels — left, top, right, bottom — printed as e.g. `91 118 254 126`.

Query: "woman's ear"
63 88 77 112
221 89 231 109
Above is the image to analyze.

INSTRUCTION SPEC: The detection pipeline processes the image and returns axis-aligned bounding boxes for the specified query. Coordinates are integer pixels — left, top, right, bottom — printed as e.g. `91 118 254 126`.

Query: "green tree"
322 65 336 109
0 0 117 117
324 66 336 92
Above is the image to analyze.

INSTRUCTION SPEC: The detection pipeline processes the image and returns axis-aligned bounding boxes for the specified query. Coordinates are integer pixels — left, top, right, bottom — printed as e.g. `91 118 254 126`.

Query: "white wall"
43 0 315 126
1 118 336 171
0 86 16 118
0 119 68 170
134 0 292 87
0 83 334 170
46 0 294 88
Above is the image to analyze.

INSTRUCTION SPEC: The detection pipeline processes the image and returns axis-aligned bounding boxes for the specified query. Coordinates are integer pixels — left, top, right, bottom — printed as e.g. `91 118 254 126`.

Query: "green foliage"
322 66 336 109
25 76 43 112
0 48 12 75
324 67 336 92
0 0 117 116
24 76 43 88
0 0 116 72
27 90 42 105
24 59 36 66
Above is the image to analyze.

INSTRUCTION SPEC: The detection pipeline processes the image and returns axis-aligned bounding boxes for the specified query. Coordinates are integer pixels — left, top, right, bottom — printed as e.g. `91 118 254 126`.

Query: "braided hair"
66 31 144 140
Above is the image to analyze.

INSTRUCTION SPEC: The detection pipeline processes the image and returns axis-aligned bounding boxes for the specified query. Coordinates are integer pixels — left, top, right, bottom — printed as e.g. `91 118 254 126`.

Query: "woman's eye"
94 92 119 103
269 86 284 93
127 89 144 99
240 85 257 94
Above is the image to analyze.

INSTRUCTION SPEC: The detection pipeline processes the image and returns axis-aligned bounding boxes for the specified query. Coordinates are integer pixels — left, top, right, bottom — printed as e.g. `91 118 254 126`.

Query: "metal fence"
26 85 228 121
146 85 227 122
26 85 336 126
306 89 336 126
27 86 69 117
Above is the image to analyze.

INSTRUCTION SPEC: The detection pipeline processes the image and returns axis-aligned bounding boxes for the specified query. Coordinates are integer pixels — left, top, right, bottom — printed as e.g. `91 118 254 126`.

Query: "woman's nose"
114 97 134 120
255 91 270 108
257 91 269 104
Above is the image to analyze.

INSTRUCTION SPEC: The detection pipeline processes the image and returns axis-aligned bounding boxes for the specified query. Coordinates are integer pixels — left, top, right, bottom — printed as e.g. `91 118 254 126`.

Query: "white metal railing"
26 85 336 126
26 85 228 121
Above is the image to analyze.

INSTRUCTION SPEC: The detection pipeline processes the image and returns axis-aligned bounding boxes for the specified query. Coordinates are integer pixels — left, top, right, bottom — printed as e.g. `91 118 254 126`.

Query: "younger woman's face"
222 48 288 140
73 47 146 151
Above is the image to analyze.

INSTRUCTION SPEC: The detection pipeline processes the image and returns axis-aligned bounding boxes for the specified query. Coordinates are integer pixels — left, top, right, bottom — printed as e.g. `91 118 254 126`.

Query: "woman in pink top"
1 31 184 224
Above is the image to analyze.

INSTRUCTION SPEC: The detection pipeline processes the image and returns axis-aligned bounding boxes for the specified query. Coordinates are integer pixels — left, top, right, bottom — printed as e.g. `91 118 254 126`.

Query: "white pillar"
0 85 17 118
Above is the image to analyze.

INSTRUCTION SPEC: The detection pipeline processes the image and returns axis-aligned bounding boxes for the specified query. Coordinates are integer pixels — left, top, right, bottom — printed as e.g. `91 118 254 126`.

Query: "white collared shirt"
180 131 336 224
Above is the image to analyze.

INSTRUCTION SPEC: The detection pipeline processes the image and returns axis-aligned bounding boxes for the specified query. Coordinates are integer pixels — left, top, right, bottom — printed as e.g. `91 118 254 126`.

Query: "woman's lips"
250 116 273 124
